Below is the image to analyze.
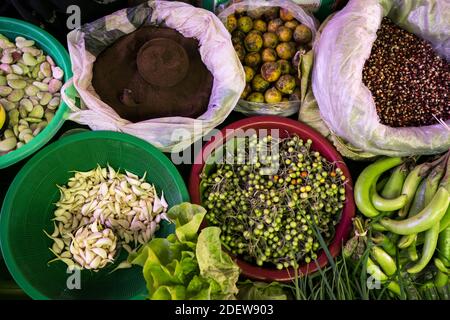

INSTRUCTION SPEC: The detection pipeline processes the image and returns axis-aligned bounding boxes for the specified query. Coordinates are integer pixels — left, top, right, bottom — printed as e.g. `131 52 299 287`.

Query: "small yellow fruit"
0 104 7 133
265 87 282 103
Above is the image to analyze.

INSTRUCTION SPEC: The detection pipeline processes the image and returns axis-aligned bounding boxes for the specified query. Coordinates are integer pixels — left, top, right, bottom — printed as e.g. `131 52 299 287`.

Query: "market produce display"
201 134 347 269
353 151 450 297
0 33 64 155
45 165 168 270
92 26 213 122
226 7 311 104
1 0 449 302
363 18 449 128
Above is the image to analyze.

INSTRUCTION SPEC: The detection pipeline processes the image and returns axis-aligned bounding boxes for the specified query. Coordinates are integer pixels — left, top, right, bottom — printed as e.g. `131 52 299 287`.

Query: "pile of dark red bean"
363 18 449 128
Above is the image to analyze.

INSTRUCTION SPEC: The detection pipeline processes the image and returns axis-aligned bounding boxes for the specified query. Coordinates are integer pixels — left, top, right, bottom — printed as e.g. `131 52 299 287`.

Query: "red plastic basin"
189 116 355 282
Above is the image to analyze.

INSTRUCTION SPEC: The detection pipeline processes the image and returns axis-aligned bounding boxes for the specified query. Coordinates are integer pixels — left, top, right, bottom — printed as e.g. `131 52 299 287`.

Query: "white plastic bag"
218 0 319 117
64 1 245 153
312 0 450 157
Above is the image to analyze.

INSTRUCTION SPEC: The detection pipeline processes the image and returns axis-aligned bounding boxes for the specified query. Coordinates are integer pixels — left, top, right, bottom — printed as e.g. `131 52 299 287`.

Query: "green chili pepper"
378 164 409 216
434 271 449 288
439 227 450 260
407 239 419 261
398 162 435 218
437 226 450 270
372 223 387 232
410 178 428 214
371 246 397 276
355 157 404 218
407 223 440 274
387 281 402 297
440 205 450 233
376 176 389 193
366 257 401 296
382 154 450 235
434 258 449 274
380 188 450 235
424 159 447 206
397 179 427 248
371 184 408 212
400 164 445 254
398 234 417 249
434 190 450 292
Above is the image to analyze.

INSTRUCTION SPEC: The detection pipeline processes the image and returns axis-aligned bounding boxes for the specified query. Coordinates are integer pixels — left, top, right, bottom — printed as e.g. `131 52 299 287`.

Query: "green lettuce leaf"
237 280 288 300
196 227 240 299
151 285 186 300
131 203 240 300
167 203 206 242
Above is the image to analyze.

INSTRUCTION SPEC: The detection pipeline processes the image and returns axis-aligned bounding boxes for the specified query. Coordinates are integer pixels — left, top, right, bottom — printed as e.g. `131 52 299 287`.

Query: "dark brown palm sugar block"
92 26 213 122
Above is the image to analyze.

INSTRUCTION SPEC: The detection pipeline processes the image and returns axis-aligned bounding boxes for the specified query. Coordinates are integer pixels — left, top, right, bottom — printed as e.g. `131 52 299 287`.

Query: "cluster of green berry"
201 134 347 269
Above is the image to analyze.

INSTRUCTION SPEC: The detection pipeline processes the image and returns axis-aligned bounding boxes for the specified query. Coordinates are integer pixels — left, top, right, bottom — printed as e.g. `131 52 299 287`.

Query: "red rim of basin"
189 115 356 282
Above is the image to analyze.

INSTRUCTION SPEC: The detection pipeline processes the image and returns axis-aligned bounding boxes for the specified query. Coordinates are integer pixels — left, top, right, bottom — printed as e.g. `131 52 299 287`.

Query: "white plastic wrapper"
218 0 319 117
64 1 245 153
312 0 450 157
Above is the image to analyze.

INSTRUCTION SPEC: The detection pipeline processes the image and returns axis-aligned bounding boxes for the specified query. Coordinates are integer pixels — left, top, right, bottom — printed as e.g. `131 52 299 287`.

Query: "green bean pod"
380 187 450 235
407 223 440 274
398 162 434 218
354 157 404 218
371 246 397 276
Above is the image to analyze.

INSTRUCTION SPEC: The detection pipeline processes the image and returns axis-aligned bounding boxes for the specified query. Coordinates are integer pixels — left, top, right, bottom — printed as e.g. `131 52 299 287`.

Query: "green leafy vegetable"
130 203 240 300
237 280 289 300
197 227 240 300
167 203 206 243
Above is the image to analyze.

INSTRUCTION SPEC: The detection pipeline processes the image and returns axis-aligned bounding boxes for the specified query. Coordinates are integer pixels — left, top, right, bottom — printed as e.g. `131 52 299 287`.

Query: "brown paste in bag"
92 26 213 122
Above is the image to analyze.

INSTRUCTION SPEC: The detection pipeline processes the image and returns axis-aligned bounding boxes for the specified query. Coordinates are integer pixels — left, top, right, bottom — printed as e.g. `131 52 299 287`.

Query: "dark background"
0 0 358 299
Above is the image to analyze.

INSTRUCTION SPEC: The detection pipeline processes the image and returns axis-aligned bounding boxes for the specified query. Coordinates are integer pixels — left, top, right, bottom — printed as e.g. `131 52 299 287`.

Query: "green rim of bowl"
0 131 189 300
0 17 72 169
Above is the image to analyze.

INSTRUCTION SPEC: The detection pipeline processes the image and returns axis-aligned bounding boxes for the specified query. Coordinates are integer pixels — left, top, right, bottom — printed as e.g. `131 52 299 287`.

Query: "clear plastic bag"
218 0 319 117
306 0 449 158
64 1 245 153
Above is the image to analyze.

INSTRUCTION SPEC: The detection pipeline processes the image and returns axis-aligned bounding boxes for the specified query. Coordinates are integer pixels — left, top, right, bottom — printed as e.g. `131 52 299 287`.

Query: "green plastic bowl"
0 17 72 169
0 131 189 299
